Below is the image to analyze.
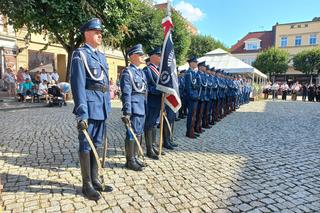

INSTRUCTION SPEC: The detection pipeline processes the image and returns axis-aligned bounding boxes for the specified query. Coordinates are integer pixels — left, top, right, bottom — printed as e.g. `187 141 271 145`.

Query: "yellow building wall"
16 30 68 81
106 54 126 82
15 30 126 82
274 20 320 56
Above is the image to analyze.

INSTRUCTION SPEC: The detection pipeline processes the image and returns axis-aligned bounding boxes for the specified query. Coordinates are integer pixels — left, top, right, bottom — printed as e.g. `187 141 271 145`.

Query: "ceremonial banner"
156 16 181 112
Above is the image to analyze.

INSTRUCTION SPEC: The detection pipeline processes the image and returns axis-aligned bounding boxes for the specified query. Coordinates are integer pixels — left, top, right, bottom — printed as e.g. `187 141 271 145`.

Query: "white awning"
179 48 267 79
29 63 54 73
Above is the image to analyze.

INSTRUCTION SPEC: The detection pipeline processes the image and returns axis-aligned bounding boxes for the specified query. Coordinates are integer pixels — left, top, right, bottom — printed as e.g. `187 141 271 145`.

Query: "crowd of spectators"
263 81 320 102
2 67 70 105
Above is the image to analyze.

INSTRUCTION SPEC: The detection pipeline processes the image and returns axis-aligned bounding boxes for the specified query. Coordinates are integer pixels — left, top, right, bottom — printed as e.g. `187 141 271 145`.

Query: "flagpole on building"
158 0 172 158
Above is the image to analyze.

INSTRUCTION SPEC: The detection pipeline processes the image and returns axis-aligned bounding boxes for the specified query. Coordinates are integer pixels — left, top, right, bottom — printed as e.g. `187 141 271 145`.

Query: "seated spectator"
51 69 59 82
23 69 31 82
21 78 34 102
40 69 48 82
34 70 41 84
37 80 50 103
16 67 25 93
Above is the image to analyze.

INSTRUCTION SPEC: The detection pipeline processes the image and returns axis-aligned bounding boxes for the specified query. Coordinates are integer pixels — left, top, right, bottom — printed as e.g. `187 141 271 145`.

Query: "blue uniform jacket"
120 64 147 116
211 76 218 99
70 44 111 121
200 73 209 101
143 63 162 108
226 79 232 97
178 76 185 99
184 68 201 101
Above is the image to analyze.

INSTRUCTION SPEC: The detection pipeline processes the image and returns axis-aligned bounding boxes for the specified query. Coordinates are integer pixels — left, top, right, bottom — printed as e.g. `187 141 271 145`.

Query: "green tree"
293 48 320 75
0 0 133 81
115 1 191 66
116 0 164 66
252 47 289 76
187 34 228 58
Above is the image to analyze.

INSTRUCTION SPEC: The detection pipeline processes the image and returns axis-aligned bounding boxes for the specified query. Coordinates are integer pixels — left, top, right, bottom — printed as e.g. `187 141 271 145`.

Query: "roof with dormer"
230 31 274 54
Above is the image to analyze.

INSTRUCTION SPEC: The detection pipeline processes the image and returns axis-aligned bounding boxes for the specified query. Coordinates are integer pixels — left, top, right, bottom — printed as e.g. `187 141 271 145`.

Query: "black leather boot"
145 129 159 160
163 123 174 150
169 123 178 147
152 128 165 155
90 148 113 192
79 152 101 201
125 139 143 171
134 135 146 167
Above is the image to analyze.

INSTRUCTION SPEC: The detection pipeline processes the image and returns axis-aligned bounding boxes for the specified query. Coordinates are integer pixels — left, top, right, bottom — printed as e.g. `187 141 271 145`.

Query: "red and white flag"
156 16 181 113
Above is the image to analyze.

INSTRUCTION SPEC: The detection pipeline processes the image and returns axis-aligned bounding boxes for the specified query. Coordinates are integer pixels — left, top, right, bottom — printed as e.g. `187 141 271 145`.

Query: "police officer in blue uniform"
195 61 207 133
225 73 232 115
120 44 147 171
209 67 218 125
184 56 201 139
178 70 187 119
70 18 112 201
202 65 212 129
143 47 162 160
216 70 224 120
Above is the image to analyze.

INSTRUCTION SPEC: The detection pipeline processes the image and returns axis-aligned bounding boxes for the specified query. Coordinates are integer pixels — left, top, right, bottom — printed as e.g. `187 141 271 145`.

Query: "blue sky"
155 0 320 47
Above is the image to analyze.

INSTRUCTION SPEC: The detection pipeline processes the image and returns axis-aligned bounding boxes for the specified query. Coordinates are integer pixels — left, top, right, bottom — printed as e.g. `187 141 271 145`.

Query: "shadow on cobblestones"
1 173 81 195
0 101 320 212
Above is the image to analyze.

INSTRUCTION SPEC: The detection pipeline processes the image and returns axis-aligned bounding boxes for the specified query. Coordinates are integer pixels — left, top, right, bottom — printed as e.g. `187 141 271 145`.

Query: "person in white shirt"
263 82 271 99
38 80 50 103
271 82 279 100
51 69 59 82
291 81 301 101
40 69 48 82
47 72 52 83
23 70 31 82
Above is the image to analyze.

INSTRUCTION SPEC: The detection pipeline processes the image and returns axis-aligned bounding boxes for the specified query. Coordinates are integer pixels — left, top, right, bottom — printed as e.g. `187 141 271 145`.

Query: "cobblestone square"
0 100 320 212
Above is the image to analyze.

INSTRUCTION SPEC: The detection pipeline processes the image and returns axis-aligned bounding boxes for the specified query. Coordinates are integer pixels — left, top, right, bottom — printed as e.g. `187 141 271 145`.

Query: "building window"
295 36 302 46
246 43 258 50
244 39 261 50
309 34 317 45
280 37 288 47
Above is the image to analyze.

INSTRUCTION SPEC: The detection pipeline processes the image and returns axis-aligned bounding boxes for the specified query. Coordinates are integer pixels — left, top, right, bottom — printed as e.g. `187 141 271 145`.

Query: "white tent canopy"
29 63 54 73
179 48 267 79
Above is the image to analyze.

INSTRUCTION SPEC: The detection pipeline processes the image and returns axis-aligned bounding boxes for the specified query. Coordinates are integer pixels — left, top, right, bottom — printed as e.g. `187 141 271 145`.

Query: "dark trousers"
195 101 204 132
202 100 210 128
282 91 287 100
186 100 197 136
78 119 105 153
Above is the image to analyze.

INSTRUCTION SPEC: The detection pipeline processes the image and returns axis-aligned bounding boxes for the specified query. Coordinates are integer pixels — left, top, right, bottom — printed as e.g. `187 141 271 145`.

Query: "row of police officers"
180 56 252 139
70 18 251 201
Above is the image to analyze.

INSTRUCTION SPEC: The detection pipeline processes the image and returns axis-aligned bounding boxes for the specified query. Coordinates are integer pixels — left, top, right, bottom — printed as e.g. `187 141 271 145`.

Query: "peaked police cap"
80 18 102 33
127 44 144 56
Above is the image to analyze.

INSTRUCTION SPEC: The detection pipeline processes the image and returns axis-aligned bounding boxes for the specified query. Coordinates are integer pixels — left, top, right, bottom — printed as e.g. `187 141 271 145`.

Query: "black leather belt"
86 84 108 93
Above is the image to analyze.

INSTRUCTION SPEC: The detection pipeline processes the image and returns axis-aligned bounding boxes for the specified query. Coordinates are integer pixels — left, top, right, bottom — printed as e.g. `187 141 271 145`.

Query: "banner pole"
158 94 165 159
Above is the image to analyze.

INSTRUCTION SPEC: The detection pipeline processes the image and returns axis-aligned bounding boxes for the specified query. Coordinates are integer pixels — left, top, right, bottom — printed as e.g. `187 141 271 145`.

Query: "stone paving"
0 100 320 212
